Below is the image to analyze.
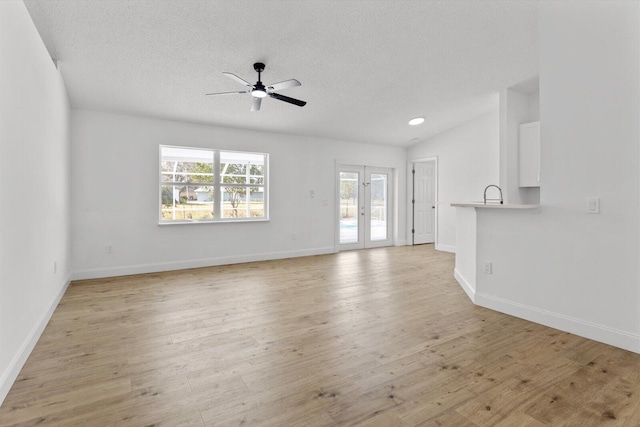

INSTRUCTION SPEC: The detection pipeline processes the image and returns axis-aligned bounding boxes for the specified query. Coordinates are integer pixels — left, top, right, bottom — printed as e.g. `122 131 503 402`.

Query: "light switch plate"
587 198 600 214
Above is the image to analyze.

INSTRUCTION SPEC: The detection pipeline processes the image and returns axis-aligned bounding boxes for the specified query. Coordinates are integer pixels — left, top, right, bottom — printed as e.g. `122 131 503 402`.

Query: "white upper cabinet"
519 121 540 187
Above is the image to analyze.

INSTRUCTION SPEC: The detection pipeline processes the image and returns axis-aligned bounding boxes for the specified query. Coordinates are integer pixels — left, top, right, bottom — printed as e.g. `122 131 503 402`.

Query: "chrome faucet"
483 185 503 205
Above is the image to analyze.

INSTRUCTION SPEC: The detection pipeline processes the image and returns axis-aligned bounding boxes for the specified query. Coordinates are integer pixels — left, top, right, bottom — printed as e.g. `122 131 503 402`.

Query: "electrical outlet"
53 261 57 273
105 244 114 254
587 197 600 214
483 262 493 274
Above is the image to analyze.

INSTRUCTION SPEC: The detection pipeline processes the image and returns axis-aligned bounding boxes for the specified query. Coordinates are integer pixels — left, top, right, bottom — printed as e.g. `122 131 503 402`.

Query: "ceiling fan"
206 62 306 111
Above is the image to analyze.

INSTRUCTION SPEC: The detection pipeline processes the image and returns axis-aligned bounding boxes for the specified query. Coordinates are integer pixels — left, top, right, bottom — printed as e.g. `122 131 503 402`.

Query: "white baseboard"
0 273 72 405
476 292 640 354
436 244 456 253
454 268 476 303
394 239 408 246
73 246 338 280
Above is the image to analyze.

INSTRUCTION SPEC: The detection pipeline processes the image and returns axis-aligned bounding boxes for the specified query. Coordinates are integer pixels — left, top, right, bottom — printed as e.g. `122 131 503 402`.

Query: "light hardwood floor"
1 245 639 426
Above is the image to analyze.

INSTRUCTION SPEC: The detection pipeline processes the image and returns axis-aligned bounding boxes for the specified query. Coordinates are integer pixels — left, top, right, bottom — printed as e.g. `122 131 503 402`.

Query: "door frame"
336 164 394 251
407 157 438 247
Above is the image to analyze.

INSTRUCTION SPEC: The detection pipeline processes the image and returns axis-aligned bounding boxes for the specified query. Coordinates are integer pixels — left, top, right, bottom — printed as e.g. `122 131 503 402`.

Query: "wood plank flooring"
1 245 639 426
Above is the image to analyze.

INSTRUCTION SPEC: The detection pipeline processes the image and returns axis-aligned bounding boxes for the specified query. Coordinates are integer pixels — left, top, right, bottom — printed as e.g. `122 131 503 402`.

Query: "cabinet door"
519 121 540 187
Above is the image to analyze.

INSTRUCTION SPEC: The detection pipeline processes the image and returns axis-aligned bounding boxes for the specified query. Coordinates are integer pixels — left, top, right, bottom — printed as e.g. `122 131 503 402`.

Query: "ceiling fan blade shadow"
267 79 301 91
269 93 306 107
223 72 253 88
251 97 262 112
205 91 248 96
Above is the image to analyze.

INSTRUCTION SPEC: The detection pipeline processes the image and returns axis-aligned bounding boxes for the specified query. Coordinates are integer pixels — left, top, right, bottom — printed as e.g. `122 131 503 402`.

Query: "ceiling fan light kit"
206 62 306 111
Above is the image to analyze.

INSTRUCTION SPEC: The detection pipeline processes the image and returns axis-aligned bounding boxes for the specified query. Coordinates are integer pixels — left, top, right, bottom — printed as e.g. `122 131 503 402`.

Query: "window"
160 145 268 223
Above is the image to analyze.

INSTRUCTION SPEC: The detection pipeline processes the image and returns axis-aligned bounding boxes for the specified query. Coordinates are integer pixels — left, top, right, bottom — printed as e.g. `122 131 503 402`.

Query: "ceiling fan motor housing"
251 84 267 98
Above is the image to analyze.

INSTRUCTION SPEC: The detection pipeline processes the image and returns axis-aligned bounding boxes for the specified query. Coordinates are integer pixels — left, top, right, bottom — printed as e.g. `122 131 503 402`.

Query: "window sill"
158 218 270 225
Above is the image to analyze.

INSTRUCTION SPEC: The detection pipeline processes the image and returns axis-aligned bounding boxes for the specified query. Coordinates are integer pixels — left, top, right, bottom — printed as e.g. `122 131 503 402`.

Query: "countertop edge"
450 202 540 209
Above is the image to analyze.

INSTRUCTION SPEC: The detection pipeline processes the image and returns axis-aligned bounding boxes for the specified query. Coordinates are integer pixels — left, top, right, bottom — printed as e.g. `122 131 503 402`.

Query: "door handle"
432 206 436 209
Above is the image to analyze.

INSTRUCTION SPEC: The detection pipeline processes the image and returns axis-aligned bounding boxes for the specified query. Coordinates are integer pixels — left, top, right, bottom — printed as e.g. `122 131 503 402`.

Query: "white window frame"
159 145 269 224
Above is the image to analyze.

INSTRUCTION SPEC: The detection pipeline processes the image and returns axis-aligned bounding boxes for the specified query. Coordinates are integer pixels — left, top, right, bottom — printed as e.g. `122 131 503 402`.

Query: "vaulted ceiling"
24 0 538 147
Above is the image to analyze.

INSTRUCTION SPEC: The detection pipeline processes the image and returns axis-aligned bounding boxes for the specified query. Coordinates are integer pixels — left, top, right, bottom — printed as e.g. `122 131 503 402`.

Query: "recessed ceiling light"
408 117 425 126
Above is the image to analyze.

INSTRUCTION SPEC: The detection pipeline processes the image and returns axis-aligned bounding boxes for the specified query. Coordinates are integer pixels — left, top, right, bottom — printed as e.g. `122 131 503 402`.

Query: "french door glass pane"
370 173 387 241
339 172 359 244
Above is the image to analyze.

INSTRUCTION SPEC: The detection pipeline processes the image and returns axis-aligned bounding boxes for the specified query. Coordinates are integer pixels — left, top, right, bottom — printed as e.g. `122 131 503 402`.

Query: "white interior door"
338 165 393 250
413 161 435 244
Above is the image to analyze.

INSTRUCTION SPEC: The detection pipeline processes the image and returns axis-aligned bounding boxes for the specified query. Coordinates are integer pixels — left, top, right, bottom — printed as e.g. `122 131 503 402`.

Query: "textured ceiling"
24 0 538 147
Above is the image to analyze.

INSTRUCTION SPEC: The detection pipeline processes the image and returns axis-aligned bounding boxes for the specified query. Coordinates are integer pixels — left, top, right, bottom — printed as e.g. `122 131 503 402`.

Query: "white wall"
475 1 640 352
527 90 539 122
0 1 71 403
407 111 500 252
71 110 407 279
454 206 476 299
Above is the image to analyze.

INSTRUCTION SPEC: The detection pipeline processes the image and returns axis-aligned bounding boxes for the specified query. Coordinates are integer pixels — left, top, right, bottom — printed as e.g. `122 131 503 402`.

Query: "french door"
338 165 393 250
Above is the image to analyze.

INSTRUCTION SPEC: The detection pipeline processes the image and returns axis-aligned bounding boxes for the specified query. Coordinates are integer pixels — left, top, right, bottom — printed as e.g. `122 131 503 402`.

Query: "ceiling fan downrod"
251 63 267 98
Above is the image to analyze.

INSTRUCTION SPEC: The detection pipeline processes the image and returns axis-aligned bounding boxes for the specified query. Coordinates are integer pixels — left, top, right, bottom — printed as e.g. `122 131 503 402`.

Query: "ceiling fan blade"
267 79 301 92
251 97 262 112
223 72 253 88
269 92 306 107
205 91 247 96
